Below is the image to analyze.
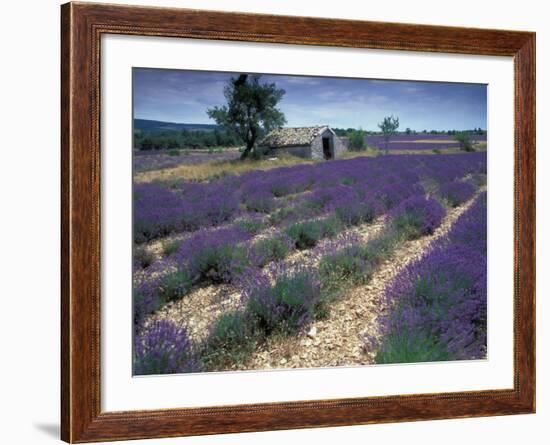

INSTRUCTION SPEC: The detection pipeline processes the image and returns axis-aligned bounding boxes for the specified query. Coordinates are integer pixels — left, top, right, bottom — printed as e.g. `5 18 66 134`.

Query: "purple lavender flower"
241 189 277 213
387 195 446 238
132 149 489 374
248 233 294 268
133 319 200 375
241 264 322 335
133 150 240 172
438 181 476 207
365 133 486 151
134 183 186 242
173 225 252 283
133 181 240 242
371 193 487 363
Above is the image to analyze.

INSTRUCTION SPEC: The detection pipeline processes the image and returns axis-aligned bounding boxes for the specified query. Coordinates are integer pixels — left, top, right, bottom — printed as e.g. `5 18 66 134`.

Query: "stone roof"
260 126 331 148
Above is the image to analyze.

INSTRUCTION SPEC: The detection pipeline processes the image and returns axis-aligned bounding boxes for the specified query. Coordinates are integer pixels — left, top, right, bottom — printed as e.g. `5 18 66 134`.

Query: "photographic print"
132 68 488 376
61 5 535 440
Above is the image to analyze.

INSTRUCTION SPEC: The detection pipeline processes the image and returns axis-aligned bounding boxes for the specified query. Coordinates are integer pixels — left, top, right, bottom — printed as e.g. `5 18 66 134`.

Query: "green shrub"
455 132 475 152
201 311 260 369
375 329 450 364
319 215 344 238
252 235 292 267
269 207 297 226
236 217 265 235
246 268 322 336
157 269 192 301
318 229 401 295
348 129 366 151
162 239 181 256
389 210 425 240
285 220 323 249
334 202 375 226
285 216 343 249
363 231 401 262
319 245 375 289
193 244 250 283
168 149 180 156
340 176 356 186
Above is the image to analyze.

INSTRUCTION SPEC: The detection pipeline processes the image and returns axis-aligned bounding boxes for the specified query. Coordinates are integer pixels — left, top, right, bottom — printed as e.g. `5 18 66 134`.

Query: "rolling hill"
134 119 220 132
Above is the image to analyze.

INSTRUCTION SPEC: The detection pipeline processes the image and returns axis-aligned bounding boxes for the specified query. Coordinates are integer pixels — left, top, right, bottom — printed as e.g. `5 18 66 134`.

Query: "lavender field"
134 149 241 173
365 133 487 151
133 152 487 375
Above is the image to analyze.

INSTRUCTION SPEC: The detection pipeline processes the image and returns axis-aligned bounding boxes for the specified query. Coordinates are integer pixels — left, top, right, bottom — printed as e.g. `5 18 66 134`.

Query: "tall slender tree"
378 115 400 154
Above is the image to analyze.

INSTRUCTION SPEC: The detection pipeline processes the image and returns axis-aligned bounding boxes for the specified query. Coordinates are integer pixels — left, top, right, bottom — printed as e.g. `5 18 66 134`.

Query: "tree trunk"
240 141 255 160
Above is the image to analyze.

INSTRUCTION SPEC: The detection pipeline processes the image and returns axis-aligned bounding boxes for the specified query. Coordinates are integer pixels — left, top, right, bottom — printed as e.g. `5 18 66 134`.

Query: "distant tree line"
134 122 486 152
443 127 486 136
134 129 242 151
333 127 486 137
334 119 485 155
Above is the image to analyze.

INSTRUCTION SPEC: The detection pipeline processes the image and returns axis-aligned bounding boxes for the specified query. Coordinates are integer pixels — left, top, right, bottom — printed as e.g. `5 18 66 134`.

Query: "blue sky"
133 68 487 131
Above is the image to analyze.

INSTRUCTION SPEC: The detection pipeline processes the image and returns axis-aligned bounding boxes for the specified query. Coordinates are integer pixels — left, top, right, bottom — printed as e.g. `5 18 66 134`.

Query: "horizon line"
133 117 486 133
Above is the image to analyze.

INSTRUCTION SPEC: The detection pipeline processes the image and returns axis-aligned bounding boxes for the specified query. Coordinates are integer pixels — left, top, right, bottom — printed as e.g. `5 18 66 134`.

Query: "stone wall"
332 133 347 158
281 145 311 158
261 145 311 159
259 128 347 160
311 129 347 160
310 133 324 160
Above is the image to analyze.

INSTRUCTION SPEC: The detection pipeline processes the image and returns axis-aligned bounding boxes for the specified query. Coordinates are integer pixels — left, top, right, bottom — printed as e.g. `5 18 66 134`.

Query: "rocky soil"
239 189 484 370
145 188 484 371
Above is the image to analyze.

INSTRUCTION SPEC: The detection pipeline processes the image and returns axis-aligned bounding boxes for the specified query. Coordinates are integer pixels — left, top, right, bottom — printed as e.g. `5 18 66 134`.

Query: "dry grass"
339 147 381 159
134 154 316 183
134 144 485 183
474 141 487 150
134 151 381 183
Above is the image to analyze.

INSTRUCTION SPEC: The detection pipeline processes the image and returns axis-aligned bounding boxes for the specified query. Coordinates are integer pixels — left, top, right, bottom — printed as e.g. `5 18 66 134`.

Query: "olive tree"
207 74 286 160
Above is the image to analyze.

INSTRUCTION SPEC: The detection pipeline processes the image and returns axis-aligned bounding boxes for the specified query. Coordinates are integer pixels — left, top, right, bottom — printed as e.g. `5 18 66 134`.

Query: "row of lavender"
365 134 486 151
134 152 487 244
133 157 485 374
134 185 480 374
133 153 486 323
365 192 487 363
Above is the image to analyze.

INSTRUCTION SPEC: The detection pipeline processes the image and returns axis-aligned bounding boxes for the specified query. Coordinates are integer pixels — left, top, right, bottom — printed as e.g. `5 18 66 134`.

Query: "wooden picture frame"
61 2 535 442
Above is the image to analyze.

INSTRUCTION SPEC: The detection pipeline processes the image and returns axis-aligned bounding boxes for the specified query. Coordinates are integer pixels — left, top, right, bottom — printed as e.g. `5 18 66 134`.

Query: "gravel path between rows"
144 187 483 371
238 188 485 371
146 215 387 344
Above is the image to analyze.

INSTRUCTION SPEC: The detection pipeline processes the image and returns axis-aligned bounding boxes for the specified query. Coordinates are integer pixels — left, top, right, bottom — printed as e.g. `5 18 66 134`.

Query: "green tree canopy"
348 129 366 151
378 115 400 154
455 132 475 152
207 74 286 160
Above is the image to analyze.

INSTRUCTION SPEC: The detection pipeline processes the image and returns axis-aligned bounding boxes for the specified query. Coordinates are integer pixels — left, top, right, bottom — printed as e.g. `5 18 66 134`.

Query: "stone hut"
259 126 347 160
